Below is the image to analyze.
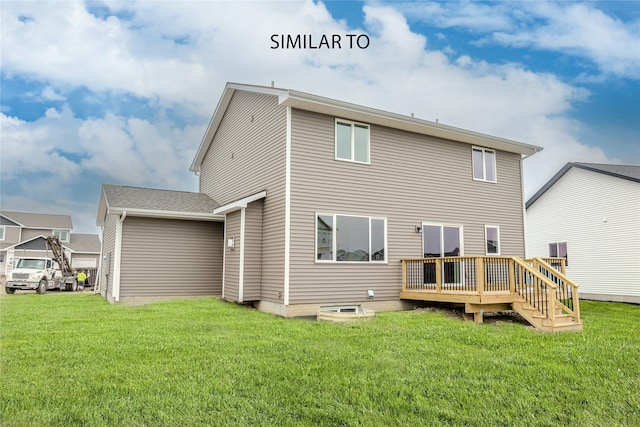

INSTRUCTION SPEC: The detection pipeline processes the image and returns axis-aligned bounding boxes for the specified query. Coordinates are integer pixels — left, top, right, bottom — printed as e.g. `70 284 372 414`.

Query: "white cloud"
0 0 627 232
396 0 640 79
41 86 66 101
491 2 640 79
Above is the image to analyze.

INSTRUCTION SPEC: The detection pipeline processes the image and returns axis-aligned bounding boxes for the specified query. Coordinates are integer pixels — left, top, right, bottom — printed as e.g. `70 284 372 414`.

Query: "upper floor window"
0 226 4 240
317 213 386 262
335 120 370 164
485 225 500 255
472 147 496 182
549 241 568 266
53 230 69 242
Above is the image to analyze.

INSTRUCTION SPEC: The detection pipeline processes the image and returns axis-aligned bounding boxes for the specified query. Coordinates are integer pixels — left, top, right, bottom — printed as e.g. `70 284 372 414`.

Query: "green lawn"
1 293 638 426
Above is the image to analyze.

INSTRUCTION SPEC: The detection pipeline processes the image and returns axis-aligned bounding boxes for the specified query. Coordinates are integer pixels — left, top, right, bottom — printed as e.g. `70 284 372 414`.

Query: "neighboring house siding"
223 211 241 302
199 90 287 304
288 108 526 304
119 217 223 297
11 250 46 259
527 167 640 302
100 215 118 301
3 226 21 244
21 229 48 241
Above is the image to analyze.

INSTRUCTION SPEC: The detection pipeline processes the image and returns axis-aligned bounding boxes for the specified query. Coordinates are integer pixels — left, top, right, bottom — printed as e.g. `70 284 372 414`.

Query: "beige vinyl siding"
2 226 21 244
223 211 241 302
11 250 49 259
199 90 287 303
526 167 640 302
289 108 526 304
21 229 50 241
119 217 223 297
100 215 117 300
243 200 263 301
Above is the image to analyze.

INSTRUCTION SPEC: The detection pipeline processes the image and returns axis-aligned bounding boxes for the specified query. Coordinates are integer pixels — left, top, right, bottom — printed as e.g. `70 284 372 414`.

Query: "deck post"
547 286 556 327
508 258 516 294
476 257 485 295
572 286 580 321
435 259 442 293
474 311 483 324
401 260 407 292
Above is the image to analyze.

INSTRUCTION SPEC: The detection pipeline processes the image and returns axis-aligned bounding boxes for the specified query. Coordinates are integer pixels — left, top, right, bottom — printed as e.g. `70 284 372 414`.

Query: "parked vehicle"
5 258 75 294
5 236 78 294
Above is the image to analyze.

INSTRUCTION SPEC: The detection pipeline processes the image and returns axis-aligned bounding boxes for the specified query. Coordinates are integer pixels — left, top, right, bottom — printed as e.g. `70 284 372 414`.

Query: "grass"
1 293 639 426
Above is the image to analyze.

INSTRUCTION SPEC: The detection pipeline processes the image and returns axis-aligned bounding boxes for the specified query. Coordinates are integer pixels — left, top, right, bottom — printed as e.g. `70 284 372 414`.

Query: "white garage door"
72 258 97 268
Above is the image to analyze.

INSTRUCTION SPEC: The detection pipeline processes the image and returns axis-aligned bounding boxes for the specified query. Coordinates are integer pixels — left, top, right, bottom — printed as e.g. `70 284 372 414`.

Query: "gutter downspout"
113 211 126 302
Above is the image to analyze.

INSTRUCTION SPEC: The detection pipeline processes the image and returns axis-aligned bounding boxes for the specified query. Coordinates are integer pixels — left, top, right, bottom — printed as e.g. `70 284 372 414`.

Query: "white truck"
5 257 77 294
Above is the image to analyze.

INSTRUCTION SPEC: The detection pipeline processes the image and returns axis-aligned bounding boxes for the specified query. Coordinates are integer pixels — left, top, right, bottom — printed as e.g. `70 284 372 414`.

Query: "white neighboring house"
526 163 640 304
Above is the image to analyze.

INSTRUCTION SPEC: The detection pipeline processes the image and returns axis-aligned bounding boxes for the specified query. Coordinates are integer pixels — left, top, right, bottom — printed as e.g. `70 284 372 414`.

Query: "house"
526 162 640 304
0 211 102 284
96 83 583 331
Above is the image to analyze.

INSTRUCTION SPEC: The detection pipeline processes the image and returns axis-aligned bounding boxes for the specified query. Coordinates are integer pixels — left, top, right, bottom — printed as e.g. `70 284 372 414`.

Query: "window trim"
472 146 497 183
484 225 501 256
315 213 387 264
334 119 371 165
0 226 4 241
53 229 69 243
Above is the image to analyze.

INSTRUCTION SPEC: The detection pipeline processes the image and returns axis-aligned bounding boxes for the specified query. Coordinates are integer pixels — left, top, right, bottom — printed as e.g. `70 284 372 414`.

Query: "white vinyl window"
549 241 568 266
53 229 69 242
472 146 497 182
316 214 386 262
0 226 4 241
485 225 500 255
335 120 370 164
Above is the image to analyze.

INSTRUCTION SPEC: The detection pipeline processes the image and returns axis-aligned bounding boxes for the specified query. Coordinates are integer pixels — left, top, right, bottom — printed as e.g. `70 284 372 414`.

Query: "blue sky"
1 0 639 234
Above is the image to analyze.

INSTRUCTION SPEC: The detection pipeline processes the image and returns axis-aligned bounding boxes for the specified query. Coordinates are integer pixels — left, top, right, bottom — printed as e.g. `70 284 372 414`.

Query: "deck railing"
402 256 515 294
524 257 580 322
401 256 580 323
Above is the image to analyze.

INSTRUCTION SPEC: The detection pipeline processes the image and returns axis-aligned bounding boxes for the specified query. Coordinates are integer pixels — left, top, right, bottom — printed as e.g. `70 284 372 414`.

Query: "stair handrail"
533 257 580 322
511 257 558 321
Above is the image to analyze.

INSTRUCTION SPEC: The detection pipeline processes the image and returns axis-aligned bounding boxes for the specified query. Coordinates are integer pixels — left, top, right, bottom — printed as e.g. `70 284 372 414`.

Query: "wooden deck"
400 256 582 332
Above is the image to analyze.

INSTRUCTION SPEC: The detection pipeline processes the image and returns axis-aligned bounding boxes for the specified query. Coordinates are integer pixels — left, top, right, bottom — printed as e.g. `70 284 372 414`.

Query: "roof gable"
0 215 21 226
526 162 640 209
9 236 48 251
190 82 543 173
0 211 72 230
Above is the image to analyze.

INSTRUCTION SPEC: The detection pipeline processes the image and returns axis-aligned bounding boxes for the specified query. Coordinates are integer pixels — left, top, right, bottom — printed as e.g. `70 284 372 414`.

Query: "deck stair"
400 256 583 333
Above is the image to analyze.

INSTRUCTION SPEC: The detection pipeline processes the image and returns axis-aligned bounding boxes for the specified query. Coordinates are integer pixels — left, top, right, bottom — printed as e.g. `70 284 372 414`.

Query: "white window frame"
335 119 370 164
0 226 4 241
484 225 501 255
53 229 69 243
472 146 497 183
421 222 465 258
549 241 568 266
315 213 387 264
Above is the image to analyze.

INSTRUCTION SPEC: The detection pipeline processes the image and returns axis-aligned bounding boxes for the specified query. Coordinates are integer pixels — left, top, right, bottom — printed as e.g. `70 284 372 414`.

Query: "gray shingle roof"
572 163 640 181
67 233 101 253
103 185 219 213
526 162 640 208
0 211 73 229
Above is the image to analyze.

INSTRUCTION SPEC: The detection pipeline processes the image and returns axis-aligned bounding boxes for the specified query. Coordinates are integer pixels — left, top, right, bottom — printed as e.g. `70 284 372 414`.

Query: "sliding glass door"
422 224 463 286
